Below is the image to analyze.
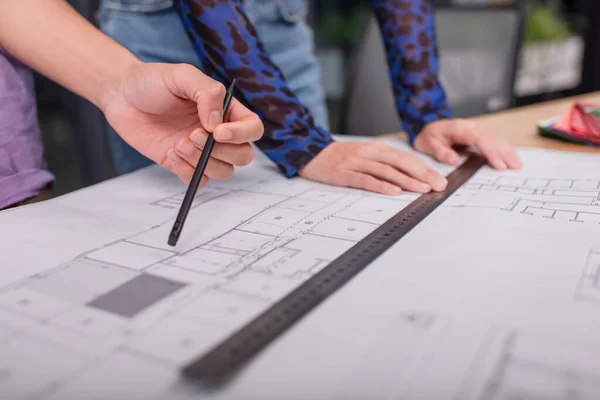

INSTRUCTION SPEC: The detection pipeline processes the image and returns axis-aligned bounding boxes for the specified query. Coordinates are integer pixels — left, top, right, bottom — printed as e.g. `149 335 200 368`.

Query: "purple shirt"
0 48 54 208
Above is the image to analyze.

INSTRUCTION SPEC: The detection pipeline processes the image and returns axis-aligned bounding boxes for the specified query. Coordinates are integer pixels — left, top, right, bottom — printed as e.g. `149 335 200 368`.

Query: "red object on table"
552 102 600 144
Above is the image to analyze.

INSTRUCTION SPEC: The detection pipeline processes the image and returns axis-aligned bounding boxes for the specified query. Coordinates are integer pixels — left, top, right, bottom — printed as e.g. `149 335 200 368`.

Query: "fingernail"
216 129 233 142
167 149 181 163
208 110 222 131
515 159 523 169
391 186 402 194
433 177 447 191
176 140 195 156
417 183 432 193
190 130 207 146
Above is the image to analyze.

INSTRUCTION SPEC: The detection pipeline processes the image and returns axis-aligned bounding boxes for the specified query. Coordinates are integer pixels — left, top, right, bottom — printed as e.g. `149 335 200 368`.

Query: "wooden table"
471 92 600 154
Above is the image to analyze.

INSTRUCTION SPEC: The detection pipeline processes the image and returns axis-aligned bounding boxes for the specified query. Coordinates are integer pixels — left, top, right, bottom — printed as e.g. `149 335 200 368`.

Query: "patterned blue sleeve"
172 0 333 177
371 0 452 143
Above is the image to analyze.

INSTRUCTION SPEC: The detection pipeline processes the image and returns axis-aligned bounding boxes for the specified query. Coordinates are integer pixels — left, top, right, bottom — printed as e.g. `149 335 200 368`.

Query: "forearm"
173 0 333 177
0 0 140 110
371 0 452 142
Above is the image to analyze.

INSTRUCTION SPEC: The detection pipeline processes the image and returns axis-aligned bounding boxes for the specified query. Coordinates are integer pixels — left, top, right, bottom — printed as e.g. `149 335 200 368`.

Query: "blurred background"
37 0 600 196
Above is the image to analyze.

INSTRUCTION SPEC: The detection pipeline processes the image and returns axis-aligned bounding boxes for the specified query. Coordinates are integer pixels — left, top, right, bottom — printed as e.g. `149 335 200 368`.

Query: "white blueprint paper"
1 138 600 400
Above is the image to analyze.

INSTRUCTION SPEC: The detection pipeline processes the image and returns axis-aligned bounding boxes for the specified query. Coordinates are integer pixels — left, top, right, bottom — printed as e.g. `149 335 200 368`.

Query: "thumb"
165 64 226 132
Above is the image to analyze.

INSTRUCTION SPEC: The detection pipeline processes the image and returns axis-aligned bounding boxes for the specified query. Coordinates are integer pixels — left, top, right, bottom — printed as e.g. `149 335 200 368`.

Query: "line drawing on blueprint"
149 188 230 210
446 176 600 223
0 176 419 400
456 327 600 400
575 247 600 303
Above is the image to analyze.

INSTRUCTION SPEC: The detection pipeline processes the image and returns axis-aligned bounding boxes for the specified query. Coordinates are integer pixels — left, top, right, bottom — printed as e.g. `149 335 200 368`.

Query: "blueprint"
1 138 600 399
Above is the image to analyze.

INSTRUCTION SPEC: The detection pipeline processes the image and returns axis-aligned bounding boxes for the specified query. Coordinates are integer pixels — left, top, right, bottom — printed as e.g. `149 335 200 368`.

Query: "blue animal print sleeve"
173 0 451 177
371 0 452 143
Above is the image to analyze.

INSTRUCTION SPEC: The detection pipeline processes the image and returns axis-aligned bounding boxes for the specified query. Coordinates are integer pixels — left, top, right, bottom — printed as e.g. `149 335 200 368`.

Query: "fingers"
498 140 522 169
477 137 507 170
419 119 523 171
215 98 264 144
339 171 403 195
162 149 209 187
166 65 263 143
175 139 235 180
432 142 460 165
416 136 460 166
355 160 431 193
298 141 451 196
166 64 227 132
188 131 254 166
365 142 447 191
476 136 522 170
445 119 479 146
444 119 522 169
504 153 522 169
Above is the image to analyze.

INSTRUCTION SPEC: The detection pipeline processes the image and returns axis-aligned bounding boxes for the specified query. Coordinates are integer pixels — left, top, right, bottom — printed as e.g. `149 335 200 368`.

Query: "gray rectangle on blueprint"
87 273 186 317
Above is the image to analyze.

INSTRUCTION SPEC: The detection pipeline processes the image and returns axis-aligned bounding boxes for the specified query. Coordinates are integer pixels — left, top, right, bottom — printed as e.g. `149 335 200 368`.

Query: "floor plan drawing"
446 175 600 223
457 327 600 400
2 145 600 399
0 152 424 399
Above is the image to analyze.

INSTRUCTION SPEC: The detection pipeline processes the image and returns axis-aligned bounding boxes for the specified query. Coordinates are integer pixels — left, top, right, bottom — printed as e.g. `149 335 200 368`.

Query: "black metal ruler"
182 154 487 387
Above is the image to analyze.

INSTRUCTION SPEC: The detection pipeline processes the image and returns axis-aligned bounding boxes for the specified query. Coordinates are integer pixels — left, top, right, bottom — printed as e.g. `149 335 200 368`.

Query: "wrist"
262 126 334 178
95 52 142 113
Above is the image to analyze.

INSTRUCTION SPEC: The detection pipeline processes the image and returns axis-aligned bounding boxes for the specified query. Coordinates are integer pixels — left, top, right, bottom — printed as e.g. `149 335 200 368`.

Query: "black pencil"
168 78 237 246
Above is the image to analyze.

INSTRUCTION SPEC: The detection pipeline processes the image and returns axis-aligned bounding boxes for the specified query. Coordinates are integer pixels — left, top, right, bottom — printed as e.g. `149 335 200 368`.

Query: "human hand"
298 141 449 195
413 119 522 170
101 62 263 185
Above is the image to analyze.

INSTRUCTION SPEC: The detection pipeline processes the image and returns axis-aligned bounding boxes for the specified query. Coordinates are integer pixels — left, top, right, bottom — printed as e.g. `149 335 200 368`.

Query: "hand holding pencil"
165 76 263 186
168 79 250 245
